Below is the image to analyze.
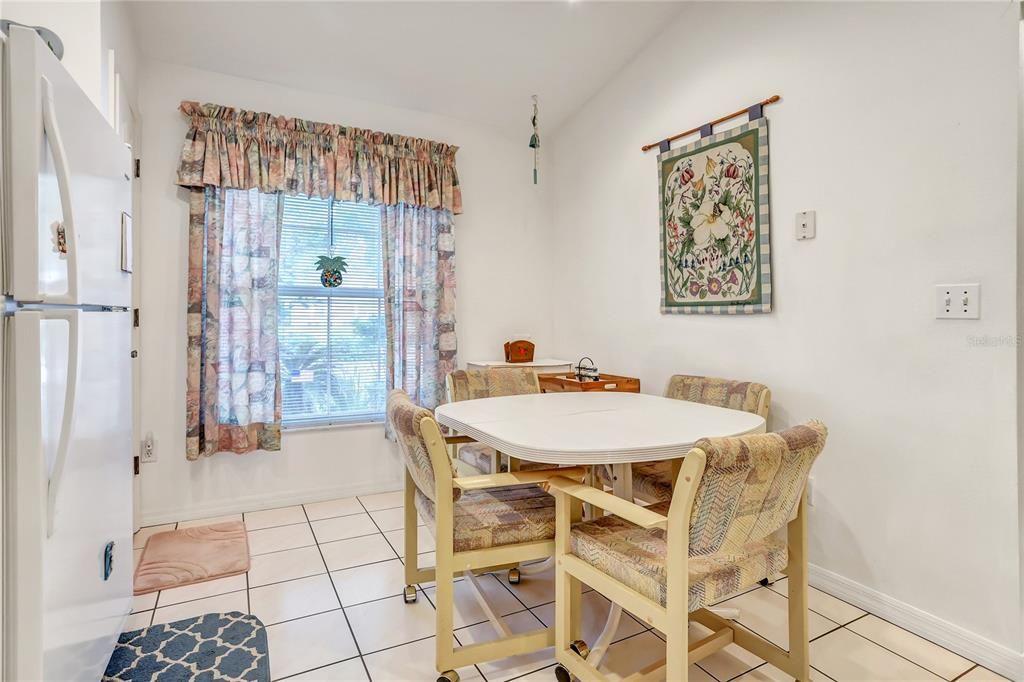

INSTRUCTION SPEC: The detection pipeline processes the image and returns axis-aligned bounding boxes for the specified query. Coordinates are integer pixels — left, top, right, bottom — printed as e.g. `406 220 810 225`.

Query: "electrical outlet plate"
141 433 157 463
796 210 816 240
935 283 980 319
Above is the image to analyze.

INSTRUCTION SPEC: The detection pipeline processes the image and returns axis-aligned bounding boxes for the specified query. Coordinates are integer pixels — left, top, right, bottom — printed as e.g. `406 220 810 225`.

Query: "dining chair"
598 374 771 503
445 367 548 476
548 421 827 682
387 390 587 682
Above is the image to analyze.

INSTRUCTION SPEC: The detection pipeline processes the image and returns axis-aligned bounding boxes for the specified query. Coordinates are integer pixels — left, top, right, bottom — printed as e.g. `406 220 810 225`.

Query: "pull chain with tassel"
529 94 540 185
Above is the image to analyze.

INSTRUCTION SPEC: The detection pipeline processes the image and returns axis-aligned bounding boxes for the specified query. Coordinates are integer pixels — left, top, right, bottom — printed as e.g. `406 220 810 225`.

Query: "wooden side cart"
538 372 640 394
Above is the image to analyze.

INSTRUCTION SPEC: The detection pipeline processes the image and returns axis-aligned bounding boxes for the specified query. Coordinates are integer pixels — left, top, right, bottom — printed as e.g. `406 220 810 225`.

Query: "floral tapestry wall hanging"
659 117 771 314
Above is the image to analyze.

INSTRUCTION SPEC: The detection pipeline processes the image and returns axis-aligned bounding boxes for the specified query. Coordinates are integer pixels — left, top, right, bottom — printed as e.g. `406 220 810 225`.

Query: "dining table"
433 391 766 667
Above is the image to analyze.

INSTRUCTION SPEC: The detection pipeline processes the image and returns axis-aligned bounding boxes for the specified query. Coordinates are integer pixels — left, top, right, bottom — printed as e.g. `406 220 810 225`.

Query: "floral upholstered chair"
599 374 772 503
387 390 586 682
549 421 828 682
445 367 548 475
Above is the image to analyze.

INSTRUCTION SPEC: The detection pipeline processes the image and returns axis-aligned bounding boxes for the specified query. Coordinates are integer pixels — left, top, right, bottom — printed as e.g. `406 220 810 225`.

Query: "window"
278 196 386 426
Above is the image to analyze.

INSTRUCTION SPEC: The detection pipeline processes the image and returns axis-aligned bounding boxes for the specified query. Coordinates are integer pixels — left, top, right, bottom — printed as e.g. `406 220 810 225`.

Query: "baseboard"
809 563 1024 680
139 477 405 527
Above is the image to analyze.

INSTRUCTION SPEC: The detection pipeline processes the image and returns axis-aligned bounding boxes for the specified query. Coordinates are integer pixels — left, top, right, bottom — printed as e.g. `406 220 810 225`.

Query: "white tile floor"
131 494 1009 682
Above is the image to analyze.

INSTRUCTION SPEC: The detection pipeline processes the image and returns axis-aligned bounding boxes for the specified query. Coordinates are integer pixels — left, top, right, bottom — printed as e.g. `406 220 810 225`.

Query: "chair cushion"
596 462 674 503
416 485 555 552
569 501 788 611
665 375 770 417
457 444 549 475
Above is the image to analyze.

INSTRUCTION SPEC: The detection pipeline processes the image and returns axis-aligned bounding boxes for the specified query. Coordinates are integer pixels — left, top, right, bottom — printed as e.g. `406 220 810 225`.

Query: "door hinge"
134 158 141 178
133 455 140 476
133 308 140 327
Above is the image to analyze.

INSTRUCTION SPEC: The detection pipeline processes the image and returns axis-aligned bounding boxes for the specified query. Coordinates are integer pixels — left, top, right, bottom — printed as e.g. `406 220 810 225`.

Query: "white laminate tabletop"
434 392 765 465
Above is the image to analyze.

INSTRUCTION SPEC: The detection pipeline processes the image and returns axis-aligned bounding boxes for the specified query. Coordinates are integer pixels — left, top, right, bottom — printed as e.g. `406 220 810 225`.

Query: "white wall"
546 0 1021 665
100 0 140 119
2 1 103 110
136 60 551 525
1 1 138 128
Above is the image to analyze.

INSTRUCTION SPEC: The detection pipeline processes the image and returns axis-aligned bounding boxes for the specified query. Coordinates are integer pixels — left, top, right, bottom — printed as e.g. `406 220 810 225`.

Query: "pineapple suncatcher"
315 255 349 288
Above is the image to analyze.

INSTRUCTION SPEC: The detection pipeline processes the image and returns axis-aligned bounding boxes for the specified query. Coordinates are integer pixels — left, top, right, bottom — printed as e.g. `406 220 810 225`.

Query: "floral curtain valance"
176 101 462 214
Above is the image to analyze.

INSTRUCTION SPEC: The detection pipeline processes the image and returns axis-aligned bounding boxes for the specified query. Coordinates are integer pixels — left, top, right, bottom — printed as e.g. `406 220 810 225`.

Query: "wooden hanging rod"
641 95 781 153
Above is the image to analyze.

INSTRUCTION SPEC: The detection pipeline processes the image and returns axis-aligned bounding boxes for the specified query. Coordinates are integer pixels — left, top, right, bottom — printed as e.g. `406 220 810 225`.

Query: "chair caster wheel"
554 664 572 682
570 639 590 659
437 671 459 682
403 585 417 603
507 567 521 584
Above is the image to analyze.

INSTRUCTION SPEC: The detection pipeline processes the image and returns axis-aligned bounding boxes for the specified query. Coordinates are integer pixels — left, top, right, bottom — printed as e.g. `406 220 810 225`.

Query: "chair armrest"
453 466 588 492
444 435 476 445
546 476 668 530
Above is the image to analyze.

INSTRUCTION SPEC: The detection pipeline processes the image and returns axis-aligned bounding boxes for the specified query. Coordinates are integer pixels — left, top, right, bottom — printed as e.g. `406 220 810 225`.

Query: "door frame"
121 100 142 533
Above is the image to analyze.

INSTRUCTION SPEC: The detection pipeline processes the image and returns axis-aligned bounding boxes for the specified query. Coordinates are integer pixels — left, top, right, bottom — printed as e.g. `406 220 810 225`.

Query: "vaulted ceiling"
128 1 682 136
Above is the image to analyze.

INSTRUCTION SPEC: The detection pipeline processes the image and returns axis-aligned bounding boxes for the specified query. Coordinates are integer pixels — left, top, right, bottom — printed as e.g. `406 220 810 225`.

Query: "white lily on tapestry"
691 198 734 249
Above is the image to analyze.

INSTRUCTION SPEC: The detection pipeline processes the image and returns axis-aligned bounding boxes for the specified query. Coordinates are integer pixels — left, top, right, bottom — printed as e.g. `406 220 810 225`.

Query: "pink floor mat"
133 521 249 595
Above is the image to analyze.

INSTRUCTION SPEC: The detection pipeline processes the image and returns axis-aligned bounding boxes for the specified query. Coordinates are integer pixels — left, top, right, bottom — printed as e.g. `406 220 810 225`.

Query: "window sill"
282 416 385 433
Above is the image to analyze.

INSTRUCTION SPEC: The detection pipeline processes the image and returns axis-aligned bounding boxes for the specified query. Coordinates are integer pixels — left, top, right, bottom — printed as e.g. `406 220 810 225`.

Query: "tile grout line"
154 588 247 611
411 529 491 681
842 624 966 681
358 632 435 659
302 502 375 682
500 629 652 682
489 657 554 680
722 661 833 682
420 583 537 644
696 662 721 681
273 653 363 682
250 551 415 592
849 611 978 672
357 493 470 678
951 665 980 681
769 579 976 674
145 499 992 682
250 541 319 558
716 594 959 682
354 495 431 563
487 561 550 622
354 496 430 590
768 576 868 616
721 586 845 631
252 605 346 630
751 585 973 680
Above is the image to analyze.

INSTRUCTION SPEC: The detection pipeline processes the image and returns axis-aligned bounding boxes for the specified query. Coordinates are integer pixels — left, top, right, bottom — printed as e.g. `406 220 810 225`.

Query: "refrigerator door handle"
43 308 79 537
40 75 79 305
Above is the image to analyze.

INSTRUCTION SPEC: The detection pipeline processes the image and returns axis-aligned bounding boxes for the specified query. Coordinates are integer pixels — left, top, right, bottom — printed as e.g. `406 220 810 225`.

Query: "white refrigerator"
1 25 134 682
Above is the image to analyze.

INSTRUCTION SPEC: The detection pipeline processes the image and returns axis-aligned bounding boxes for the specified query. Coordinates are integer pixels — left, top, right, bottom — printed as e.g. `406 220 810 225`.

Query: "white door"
6 308 132 682
5 26 131 307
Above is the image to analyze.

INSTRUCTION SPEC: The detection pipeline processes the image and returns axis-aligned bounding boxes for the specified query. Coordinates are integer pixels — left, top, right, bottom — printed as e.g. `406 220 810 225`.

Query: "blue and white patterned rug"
104 612 269 681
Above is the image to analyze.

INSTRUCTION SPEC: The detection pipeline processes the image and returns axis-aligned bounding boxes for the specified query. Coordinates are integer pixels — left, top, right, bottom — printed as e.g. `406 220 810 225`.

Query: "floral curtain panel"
382 204 457 413
177 102 462 215
178 101 461 458
186 188 282 460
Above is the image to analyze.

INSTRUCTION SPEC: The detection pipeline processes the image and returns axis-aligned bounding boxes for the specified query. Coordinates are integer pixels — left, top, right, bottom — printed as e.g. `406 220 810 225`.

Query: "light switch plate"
935 283 980 319
796 211 816 240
